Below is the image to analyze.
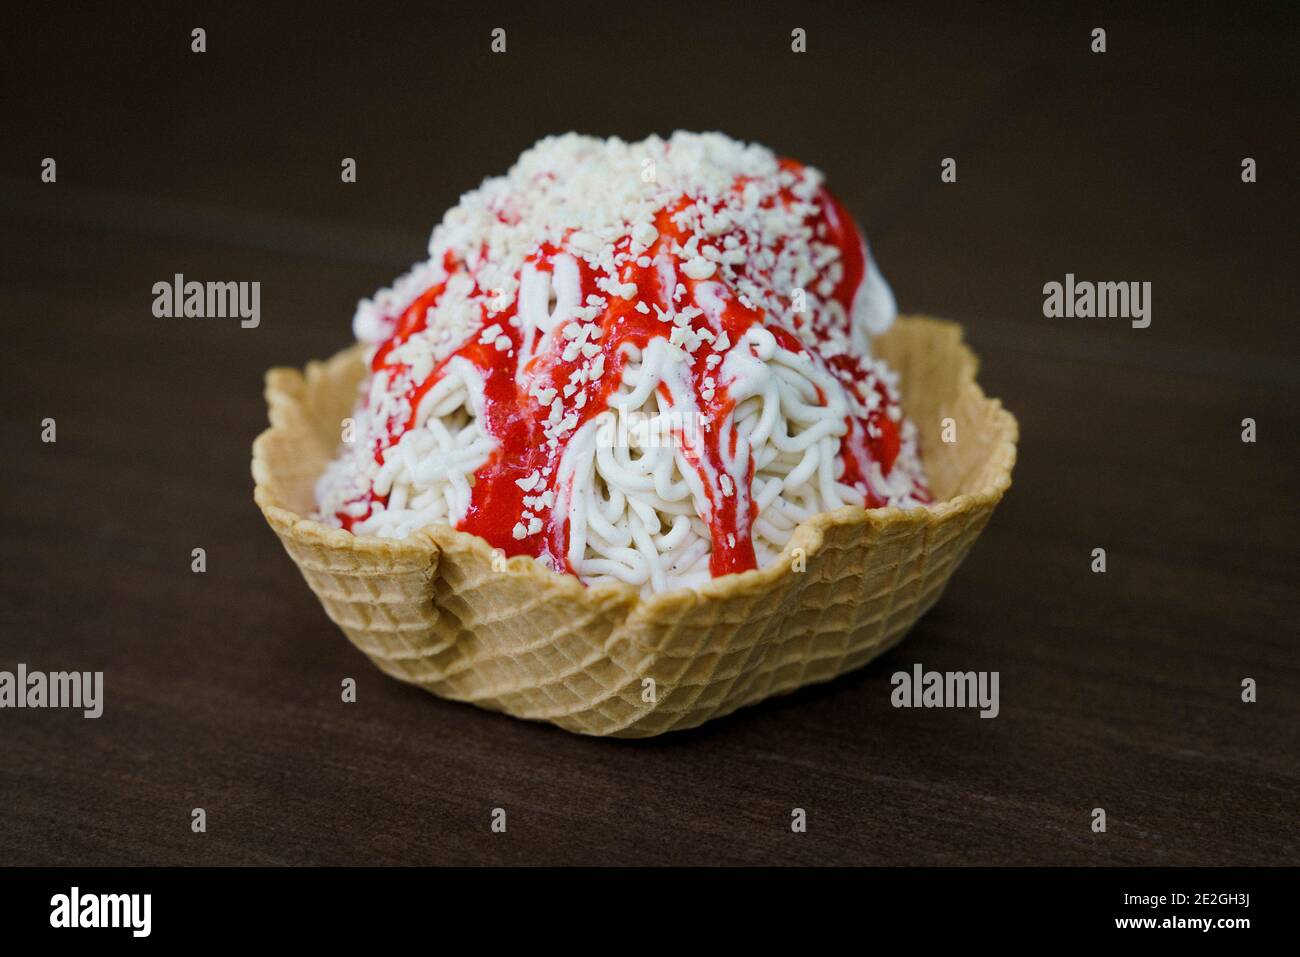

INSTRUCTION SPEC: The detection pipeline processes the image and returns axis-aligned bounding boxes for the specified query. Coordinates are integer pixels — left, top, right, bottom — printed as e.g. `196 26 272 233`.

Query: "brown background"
1 2 1296 865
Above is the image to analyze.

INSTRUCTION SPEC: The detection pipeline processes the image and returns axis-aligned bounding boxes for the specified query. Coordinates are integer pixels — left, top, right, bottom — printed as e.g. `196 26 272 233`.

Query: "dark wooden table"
2 3 1296 865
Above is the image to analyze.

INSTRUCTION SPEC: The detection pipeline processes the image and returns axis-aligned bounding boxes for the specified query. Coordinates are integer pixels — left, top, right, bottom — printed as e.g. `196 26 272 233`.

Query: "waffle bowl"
252 316 1017 737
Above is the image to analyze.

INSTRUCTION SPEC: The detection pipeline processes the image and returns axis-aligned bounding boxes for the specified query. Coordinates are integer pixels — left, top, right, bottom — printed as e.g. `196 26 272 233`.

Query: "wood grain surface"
1 2 1296 865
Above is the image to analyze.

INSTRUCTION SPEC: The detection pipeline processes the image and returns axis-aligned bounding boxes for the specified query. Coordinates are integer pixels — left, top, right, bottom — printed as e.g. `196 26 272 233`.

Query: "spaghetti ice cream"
315 132 931 594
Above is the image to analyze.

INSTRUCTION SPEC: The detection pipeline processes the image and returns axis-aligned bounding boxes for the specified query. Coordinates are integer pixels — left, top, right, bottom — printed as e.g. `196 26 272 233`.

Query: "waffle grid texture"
252 317 1018 737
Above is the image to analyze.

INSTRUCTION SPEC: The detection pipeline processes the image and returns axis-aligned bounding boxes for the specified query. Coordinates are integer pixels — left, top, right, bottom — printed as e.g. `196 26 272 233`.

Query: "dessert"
253 132 1018 736
315 133 930 593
